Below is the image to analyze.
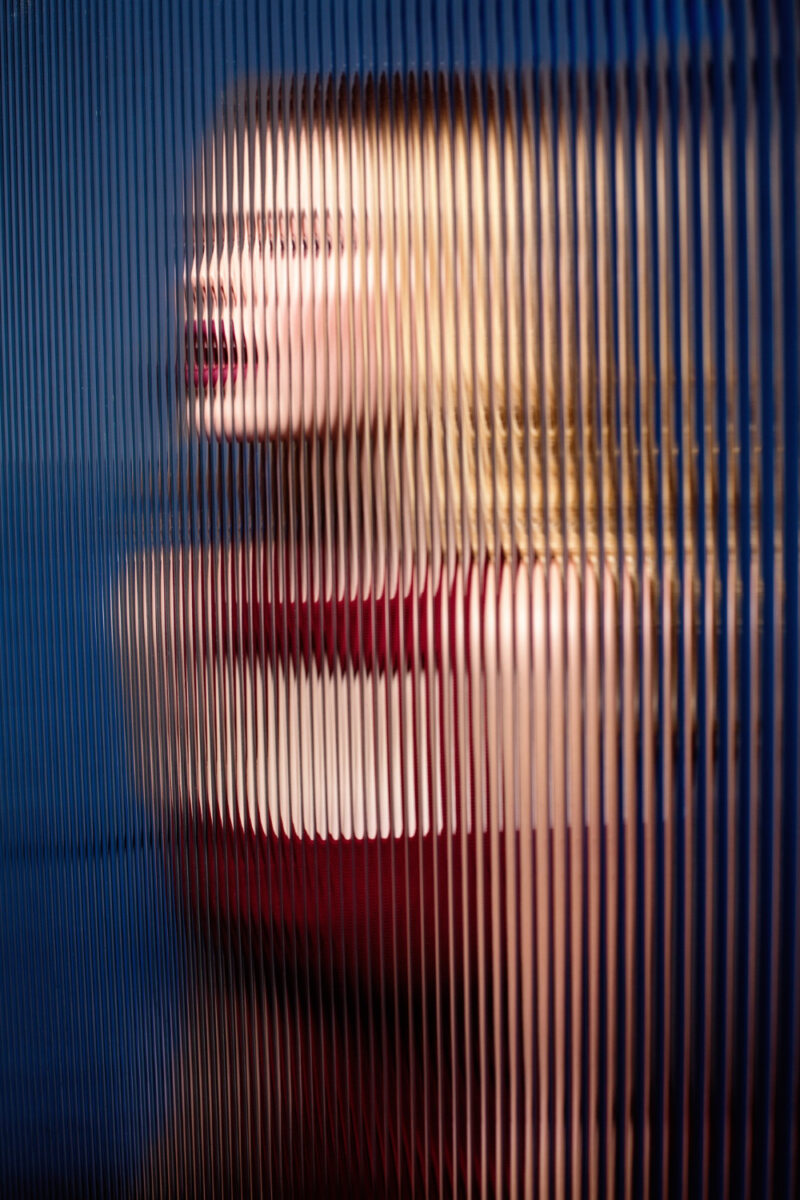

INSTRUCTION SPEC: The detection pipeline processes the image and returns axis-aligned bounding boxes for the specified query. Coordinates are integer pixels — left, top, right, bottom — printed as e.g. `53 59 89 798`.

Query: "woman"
122 67 730 1196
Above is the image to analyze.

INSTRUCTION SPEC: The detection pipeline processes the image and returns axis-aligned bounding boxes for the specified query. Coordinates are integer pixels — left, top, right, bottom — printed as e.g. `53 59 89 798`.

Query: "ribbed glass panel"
1 1 798 1195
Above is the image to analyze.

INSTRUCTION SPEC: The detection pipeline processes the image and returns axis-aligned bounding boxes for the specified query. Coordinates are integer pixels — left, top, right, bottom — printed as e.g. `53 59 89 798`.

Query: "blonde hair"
302 71 547 569
205 69 689 581
364 72 538 567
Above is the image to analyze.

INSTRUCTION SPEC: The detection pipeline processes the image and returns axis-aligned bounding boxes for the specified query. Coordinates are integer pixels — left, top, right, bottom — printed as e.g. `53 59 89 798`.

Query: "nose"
185 238 212 309
185 261 200 310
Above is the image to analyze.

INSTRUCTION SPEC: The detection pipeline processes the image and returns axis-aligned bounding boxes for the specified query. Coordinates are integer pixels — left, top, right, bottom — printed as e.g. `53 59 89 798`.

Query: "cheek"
338 291 352 384
314 285 325 342
313 290 325 366
337 270 352 348
326 294 338 383
290 273 303 347
352 274 364 397
367 277 378 417
265 295 277 344
264 302 279 431
302 271 315 343
277 283 290 352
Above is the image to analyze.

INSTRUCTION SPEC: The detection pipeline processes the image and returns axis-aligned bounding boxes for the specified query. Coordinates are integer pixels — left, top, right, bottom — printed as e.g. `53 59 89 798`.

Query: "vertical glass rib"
1 2 799 1194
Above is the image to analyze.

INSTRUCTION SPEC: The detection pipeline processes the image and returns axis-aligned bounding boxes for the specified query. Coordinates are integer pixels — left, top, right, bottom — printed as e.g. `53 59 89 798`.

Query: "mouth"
160 541 479 839
123 492 638 1026
184 319 249 390
215 547 464 676
158 539 514 984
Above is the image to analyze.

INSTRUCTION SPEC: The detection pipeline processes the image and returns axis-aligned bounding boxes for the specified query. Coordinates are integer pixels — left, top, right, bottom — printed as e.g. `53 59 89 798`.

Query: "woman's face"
186 115 382 441
125 94 526 846
114 79 634 1197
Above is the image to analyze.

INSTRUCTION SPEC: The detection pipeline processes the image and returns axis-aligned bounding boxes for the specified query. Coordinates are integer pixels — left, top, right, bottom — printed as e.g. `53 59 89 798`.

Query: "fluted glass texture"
1 1 799 1195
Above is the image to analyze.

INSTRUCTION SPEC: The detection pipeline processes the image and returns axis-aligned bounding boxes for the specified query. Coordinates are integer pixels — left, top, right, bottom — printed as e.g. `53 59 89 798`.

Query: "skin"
187 108 383 441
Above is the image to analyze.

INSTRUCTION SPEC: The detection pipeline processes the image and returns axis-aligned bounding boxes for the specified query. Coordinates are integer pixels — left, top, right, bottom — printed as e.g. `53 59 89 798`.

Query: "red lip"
184 319 248 390
175 548 493 945
170 549 504 1191
172 557 497 986
203 552 485 676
